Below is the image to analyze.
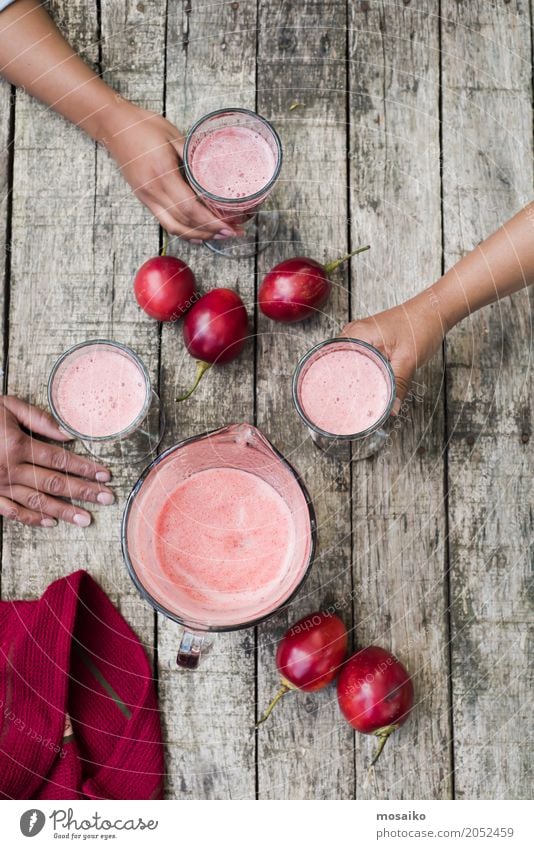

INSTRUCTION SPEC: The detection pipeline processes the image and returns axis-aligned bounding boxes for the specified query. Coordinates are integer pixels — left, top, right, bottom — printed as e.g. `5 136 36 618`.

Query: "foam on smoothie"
152 467 296 622
54 347 147 438
189 125 276 199
299 348 390 436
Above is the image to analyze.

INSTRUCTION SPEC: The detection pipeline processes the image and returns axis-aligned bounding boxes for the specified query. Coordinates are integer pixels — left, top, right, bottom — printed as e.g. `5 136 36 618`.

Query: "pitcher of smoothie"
122 423 316 668
292 338 396 460
183 107 283 260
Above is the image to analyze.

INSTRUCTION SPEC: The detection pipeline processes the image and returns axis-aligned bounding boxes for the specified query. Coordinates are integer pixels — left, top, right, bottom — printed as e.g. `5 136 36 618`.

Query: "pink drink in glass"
188 126 277 224
299 348 390 436
48 340 165 462
184 108 282 257
293 339 396 459
52 345 147 438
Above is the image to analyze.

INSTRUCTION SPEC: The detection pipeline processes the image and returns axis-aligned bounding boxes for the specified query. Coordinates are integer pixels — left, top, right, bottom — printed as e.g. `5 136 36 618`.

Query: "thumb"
2 395 72 441
169 135 185 160
340 321 414 413
389 360 415 414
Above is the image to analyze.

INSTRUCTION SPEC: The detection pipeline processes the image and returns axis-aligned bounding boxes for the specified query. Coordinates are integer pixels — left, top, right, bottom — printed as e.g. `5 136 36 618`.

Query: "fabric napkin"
0 570 163 799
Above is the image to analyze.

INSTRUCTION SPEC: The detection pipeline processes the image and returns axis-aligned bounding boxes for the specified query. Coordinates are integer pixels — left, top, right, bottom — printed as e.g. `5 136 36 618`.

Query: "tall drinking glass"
48 340 165 464
183 107 283 260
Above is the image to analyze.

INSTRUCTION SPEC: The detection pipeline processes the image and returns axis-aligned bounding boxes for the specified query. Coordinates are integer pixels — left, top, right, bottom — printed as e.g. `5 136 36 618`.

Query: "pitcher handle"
176 629 212 669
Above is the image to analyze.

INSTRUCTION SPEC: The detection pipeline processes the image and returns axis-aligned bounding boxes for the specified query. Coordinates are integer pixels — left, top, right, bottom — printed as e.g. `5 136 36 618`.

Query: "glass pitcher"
121 424 316 669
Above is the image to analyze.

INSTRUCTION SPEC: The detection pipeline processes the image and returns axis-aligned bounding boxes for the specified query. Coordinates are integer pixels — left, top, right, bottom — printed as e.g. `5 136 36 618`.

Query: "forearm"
342 205 534 399
414 202 534 332
0 0 120 140
0 1 225 239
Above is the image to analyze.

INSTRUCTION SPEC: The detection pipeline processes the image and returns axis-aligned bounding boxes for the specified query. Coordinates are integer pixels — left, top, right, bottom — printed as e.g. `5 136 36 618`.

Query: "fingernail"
213 234 227 240
40 518 57 528
97 491 115 506
73 513 91 527
219 228 235 237
392 397 401 415
59 426 72 437
190 238 203 244
95 470 111 483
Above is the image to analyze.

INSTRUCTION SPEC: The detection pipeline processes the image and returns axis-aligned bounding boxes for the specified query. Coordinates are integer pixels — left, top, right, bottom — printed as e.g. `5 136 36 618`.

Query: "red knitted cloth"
0 570 163 799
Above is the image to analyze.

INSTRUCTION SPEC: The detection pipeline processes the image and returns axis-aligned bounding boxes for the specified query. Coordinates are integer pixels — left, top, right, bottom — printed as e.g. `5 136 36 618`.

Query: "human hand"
341 296 446 410
0 3 239 241
0 396 114 528
102 103 241 242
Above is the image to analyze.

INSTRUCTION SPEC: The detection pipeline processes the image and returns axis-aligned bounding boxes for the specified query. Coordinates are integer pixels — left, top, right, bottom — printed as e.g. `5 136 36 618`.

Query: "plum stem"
324 244 370 274
176 360 211 402
256 683 291 728
161 231 169 257
370 724 398 767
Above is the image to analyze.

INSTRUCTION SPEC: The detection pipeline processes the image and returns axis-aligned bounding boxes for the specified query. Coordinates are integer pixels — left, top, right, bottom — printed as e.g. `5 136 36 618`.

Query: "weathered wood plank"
441 0 533 799
348 1 451 798
0 78 11 380
157 0 258 800
0 75 12 597
2 0 164 654
3 0 531 803
256 0 355 800
4 0 100 602
94 0 167 640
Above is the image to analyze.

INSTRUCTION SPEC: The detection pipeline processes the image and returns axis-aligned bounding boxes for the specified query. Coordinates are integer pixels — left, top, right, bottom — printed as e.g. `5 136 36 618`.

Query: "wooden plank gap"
0 81 16 598
437 0 457 800
253 0 261 804
2 86 15 393
344 0 358 799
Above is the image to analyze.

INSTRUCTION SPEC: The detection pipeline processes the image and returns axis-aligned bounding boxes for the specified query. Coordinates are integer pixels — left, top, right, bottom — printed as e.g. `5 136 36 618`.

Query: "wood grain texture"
348 0 451 798
3 0 102 603
0 75 11 598
2 0 164 651
255 0 355 800
157 0 258 800
2 0 532 802
0 78 11 379
441 0 534 799
95 0 167 636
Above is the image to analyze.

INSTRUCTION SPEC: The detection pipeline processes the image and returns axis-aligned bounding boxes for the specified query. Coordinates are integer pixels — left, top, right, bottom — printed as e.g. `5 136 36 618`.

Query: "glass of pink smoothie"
122 423 316 668
292 338 396 460
183 107 282 260
48 340 165 464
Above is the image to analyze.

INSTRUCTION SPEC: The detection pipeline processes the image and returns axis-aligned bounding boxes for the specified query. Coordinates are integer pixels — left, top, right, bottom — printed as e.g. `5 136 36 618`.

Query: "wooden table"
1 0 532 800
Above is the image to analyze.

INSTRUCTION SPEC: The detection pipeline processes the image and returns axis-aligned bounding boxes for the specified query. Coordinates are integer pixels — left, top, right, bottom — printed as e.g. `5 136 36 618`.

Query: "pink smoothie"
299 348 391 436
189 125 276 200
152 467 296 623
54 347 147 438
